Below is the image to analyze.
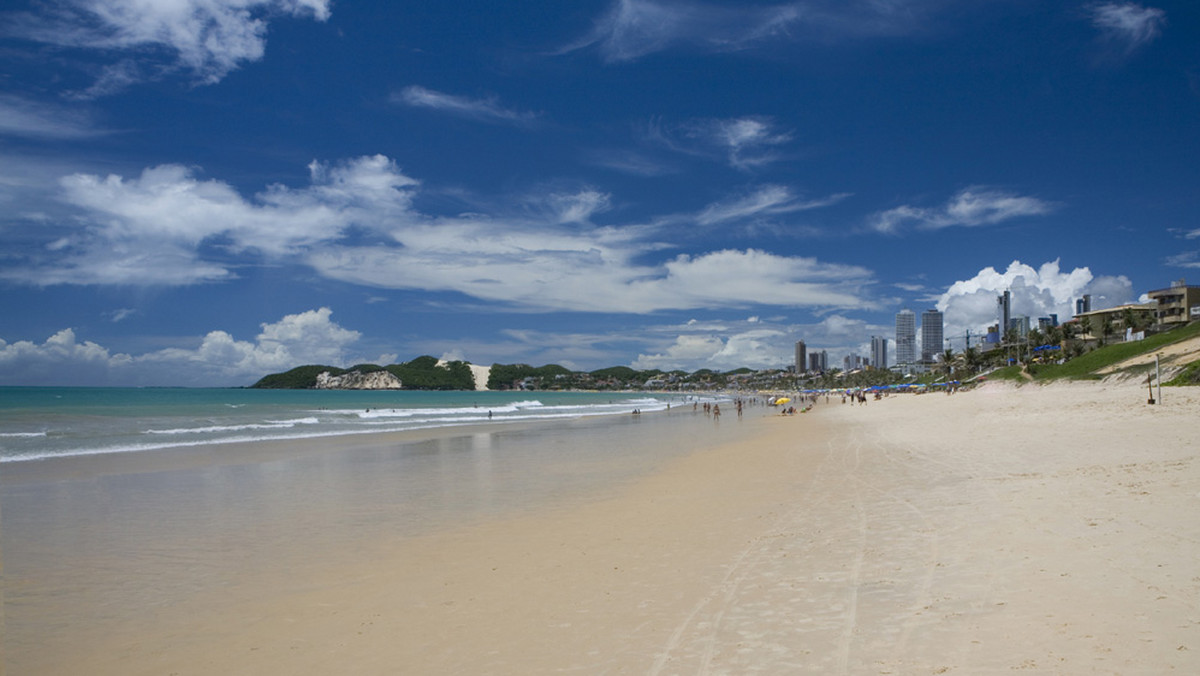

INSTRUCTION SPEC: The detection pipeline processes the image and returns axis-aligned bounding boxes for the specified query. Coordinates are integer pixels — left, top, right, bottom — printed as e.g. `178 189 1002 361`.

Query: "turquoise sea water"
0 387 699 462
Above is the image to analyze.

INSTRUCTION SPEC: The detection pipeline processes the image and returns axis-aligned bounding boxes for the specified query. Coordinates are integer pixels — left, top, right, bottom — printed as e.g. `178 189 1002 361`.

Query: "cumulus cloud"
630 312 888 372
632 333 731 371
7 0 331 91
1088 2 1166 53
935 259 1133 343
392 86 541 127
0 307 364 387
870 187 1056 234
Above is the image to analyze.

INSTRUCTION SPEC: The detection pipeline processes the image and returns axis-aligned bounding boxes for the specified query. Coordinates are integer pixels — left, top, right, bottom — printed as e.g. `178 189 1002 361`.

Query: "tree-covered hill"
252 356 475 390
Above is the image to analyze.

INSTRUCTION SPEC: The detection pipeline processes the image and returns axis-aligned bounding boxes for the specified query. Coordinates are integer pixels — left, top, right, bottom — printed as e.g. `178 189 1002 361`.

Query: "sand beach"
3 380 1199 674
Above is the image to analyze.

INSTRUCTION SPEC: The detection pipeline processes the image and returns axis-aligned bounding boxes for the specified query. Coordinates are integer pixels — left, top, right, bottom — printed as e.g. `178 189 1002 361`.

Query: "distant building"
920 309 944 363
895 309 916 366
794 340 807 374
870 336 888 369
1147 279 1200 328
1037 314 1058 331
808 350 828 374
1009 315 1030 339
997 291 1011 340
1075 294 1092 317
985 323 1000 345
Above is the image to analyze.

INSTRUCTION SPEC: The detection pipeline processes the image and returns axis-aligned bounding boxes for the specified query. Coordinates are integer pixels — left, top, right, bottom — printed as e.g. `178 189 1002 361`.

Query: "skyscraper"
794 340 807 374
871 336 888 369
997 290 1011 339
895 309 916 366
921 308 944 363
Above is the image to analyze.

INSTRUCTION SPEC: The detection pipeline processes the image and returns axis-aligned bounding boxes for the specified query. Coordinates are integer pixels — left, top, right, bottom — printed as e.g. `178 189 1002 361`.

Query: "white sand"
9 381 1200 674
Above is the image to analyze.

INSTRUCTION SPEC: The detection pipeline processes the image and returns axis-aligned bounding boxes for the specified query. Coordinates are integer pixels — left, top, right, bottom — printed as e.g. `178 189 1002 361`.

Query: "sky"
1 0 1198 386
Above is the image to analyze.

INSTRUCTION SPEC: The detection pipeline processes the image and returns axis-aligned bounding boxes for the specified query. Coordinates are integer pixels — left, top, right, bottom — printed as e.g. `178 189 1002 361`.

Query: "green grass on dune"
1029 322 1200 382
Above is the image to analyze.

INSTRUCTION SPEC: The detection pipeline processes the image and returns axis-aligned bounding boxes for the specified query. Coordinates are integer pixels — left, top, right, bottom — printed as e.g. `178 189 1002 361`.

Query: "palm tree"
1100 315 1114 346
938 348 956 379
962 346 981 373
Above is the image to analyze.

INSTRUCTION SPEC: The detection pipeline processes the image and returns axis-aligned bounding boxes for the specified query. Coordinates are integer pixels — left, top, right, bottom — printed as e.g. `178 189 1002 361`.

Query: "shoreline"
5 381 1199 674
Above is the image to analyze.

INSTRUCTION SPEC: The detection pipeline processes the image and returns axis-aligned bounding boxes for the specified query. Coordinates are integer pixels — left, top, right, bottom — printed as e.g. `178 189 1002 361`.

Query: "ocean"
0 387 704 463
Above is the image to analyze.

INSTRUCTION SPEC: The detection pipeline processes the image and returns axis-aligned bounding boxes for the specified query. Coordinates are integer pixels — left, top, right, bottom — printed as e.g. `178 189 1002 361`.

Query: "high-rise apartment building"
921 309 944 363
895 309 916 366
870 336 888 369
808 350 828 374
997 290 1011 340
794 340 807 374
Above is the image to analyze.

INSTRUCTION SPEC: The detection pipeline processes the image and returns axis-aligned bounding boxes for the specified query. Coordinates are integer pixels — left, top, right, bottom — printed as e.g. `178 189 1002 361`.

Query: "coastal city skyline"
1 1 1198 386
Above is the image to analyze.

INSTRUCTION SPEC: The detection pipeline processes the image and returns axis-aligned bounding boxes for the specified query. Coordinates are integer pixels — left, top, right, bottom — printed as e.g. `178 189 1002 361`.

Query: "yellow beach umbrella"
774 397 791 405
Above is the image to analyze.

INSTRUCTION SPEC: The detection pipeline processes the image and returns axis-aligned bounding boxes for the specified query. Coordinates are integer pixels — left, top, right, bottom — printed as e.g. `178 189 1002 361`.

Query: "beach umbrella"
775 397 791 405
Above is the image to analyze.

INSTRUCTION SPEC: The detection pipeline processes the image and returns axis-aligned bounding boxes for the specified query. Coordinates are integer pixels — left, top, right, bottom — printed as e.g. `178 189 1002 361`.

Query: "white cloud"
586 149 678 176
631 333 730 370
392 86 540 126
560 0 929 63
649 116 794 170
108 308 137 322
1166 251 1200 269
6 155 877 314
4 155 418 286
0 95 104 139
547 190 611 224
695 117 793 170
629 312 890 372
0 328 132 386
696 185 850 225
0 307 364 387
1088 2 1166 52
870 187 1055 234
309 244 875 314
935 259 1134 342
8 0 331 91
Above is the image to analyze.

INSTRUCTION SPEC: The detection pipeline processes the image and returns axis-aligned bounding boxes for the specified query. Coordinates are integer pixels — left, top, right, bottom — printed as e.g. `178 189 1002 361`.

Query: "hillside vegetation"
1001 321 1200 384
252 356 476 390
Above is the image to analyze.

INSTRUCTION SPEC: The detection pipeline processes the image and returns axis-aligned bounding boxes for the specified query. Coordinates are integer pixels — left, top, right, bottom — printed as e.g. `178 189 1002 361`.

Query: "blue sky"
1 0 1197 386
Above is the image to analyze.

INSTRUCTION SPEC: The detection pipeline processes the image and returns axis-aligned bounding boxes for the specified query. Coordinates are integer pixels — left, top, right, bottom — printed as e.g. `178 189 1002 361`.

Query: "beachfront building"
895 309 916 368
1147 279 1200 328
1074 303 1157 342
921 309 944 363
794 340 807 374
871 336 888 369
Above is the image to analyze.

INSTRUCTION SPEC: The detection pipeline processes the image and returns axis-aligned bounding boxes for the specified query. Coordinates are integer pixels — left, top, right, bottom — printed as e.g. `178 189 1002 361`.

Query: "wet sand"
4 382 1200 674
